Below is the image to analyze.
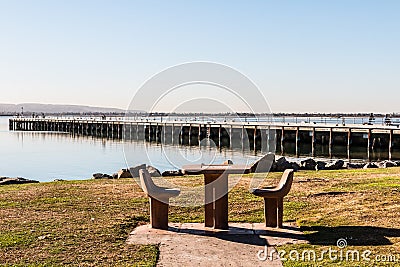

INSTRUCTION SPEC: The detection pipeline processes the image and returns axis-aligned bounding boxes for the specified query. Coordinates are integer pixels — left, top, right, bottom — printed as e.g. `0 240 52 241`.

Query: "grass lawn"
0 168 399 266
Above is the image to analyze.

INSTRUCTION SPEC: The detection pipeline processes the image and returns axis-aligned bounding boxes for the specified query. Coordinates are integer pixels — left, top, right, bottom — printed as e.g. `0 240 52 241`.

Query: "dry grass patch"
0 168 399 266
0 179 157 266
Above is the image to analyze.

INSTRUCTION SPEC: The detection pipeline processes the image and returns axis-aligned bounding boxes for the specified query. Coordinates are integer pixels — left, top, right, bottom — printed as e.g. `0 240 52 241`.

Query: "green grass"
0 232 35 249
0 168 399 266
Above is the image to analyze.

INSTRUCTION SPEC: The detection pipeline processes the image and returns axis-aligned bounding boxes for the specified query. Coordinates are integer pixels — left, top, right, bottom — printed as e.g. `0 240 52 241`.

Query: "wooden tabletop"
181 164 251 175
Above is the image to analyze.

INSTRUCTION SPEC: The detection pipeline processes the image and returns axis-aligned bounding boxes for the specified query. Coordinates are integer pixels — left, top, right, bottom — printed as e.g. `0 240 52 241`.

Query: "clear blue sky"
0 0 399 113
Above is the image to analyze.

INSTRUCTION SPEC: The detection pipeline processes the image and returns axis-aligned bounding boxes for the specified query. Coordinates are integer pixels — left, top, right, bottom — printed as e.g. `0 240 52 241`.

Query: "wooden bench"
139 169 180 230
251 169 294 228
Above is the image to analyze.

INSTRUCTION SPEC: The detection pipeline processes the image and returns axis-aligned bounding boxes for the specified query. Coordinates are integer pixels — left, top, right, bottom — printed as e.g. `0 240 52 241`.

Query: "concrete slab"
127 223 308 266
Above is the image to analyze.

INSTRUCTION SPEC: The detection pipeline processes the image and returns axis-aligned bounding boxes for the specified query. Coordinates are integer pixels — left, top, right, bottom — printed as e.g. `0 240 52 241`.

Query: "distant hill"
0 103 129 114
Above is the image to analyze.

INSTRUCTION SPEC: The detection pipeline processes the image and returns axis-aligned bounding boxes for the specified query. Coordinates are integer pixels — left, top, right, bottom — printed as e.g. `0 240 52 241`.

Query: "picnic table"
181 164 251 229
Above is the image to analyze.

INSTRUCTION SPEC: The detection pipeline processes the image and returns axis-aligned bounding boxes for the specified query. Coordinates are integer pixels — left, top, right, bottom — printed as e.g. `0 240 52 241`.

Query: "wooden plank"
298 127 314 131
371 129 391 134
332 128 350 133
314 128 331 132
283 127 298 131
351 128 369 133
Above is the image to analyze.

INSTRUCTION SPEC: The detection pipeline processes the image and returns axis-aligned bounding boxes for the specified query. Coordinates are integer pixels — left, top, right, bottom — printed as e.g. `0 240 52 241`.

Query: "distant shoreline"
2 112 400 118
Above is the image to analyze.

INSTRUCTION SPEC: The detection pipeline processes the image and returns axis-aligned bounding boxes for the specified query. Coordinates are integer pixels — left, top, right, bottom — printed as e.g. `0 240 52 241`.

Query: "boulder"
325 160 345 170
53 179 65 182
112 173 118 179
251 153 275 173
117 169 133 178
129 164 147 177
162 170 184 177
315 161 327 171
0 177 39 185
289 162 300 171
146 166 161 177
300 158 317 170
363 162 379 169
378 160 397 168
102 174 113 179
273 157 296 172
92 173 104 179
92 173 113 179
347 163 365 169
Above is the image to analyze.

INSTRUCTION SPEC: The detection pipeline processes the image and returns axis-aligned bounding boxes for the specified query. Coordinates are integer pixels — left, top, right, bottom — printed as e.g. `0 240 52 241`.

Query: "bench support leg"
277 197 283 228
150 197 169 230
264 197 284 228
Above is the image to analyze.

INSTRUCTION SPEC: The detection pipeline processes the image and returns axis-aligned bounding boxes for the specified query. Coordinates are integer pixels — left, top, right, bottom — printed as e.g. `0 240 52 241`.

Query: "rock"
92 173 113 179
129 164 147 177
273 157 296 172
0 177 39 185
92 173 104 179
378 160 397 168
300 158 317 170
117 169 133 178
395 161 400 167
315 161 327 170
347 163 365 169
251 153 275 173
289 162 300 171
363 162 379 169
53 179 65 182
112 173 118 179
325 160 345 170
223 160 234 165
162 170 184 177
146 166 161 177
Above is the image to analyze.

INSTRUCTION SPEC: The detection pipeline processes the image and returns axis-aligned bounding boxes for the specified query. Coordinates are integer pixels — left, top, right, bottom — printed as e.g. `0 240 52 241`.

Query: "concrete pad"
127 223 308 266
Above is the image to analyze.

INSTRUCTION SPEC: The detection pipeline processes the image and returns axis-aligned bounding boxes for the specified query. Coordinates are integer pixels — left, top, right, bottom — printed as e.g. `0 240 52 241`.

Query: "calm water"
0 117 258 182
3 116 398 182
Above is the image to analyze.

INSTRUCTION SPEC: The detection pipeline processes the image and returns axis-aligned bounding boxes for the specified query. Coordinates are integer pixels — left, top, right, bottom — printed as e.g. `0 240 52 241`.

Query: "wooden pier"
9 117 400 160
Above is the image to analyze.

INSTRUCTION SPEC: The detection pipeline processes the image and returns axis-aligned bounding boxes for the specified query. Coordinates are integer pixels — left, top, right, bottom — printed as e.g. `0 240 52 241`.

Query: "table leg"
214 173 229 230
204 174 215 227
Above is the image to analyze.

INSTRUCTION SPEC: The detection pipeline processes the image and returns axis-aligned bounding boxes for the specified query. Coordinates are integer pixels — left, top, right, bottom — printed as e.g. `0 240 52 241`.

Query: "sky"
0 0 399 113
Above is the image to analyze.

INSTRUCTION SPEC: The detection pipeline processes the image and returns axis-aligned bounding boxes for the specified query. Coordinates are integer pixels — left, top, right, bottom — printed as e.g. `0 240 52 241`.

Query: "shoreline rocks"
92 173 113 179
0 177 39 185
265 155 400 172
273 157 300 172
162 170 183 177
93 164 162 180
91 156 400 181
325 160 345 170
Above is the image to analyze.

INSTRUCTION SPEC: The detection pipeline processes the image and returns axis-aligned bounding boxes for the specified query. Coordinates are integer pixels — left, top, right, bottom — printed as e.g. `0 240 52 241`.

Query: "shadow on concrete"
166 224 306 246
164 225 400 247
300 226 400 246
